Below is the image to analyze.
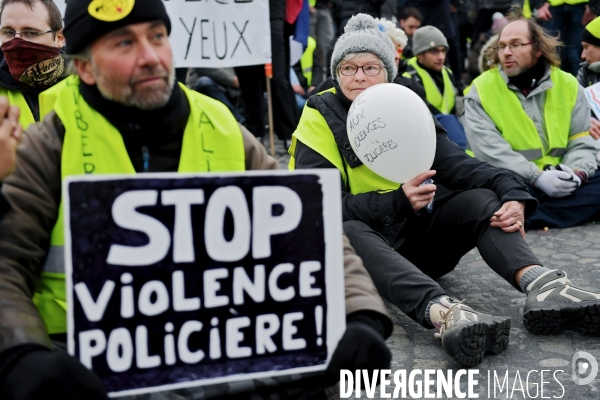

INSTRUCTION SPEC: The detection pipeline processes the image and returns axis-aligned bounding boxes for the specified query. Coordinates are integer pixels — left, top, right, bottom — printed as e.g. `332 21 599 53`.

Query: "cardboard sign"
64 171 345 397
54 0 271 68
584 82 600 119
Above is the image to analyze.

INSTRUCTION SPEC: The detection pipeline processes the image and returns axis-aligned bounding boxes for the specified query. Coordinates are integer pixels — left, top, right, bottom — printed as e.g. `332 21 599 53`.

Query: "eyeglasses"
338 63 383 76
0 29 55 42
494 42 533 52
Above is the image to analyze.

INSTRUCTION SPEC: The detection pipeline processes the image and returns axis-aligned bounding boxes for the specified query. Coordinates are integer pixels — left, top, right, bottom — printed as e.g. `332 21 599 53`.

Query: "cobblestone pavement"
271 138 600 399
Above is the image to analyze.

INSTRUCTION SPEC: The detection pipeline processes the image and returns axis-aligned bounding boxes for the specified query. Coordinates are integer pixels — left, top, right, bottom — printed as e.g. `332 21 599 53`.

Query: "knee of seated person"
464 188 501 214
193 76 215 90
343 220 371 240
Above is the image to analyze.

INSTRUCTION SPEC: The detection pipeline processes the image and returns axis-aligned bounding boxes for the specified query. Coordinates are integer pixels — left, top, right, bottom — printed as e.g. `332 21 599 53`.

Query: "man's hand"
291 83 306 96
537 2 553 21
534 169 578 197
402 170 436 212
232 76 240 89
490 201 526 237
0 96 22 180
590 118 600 140
324 321 391 384
0 347 108 400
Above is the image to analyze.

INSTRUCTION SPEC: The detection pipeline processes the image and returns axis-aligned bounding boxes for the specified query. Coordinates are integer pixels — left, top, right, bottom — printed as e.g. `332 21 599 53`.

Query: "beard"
92 60 175 110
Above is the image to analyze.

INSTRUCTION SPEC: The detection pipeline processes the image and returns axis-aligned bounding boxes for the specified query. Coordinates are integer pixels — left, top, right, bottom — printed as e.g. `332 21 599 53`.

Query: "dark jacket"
333 0 384 30
406 0 456 38
292 90 538 246
577 61 600 88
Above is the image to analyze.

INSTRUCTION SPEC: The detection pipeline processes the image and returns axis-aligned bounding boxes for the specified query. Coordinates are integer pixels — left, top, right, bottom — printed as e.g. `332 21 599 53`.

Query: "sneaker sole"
523 301 600 336
442 316 511 367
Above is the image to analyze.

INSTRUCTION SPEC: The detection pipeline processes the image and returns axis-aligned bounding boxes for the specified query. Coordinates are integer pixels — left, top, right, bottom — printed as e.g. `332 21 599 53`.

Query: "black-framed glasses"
0 28 55 42
338 63 383 76
494 42 533 52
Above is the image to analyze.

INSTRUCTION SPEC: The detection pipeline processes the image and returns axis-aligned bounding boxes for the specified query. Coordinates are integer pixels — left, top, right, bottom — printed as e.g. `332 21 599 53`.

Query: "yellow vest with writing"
407 57 456 114
34 75 246 334
473 67 579 168
0 88 35 128
289 88 401 194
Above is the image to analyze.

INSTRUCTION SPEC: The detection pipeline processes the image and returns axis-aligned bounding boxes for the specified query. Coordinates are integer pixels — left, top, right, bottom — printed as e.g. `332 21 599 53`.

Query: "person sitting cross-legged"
290 12 600 368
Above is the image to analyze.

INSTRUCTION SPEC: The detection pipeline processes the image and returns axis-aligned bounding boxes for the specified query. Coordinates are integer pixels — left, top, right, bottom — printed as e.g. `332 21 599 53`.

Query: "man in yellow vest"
0 1 393 398
577 15 600 156
464 10 600 229
0 0 65 128
407 25 468 149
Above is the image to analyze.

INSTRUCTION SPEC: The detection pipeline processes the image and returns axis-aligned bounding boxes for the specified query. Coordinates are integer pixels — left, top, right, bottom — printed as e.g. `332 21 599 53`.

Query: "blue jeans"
543 4 585 76
526 170 600 228
435 114 467 150
193 77 245 123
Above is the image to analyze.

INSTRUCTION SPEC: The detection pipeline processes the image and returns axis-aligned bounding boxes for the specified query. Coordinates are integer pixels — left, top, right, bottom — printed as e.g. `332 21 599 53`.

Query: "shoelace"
435 299 466 339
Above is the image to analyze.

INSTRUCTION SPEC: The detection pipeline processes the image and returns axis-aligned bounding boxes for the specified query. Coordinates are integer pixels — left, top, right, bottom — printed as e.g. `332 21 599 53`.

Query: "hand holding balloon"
402 170 436 212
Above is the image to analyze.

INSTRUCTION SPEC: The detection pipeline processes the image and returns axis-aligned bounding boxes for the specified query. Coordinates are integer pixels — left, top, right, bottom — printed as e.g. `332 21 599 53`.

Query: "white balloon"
346 83 436 184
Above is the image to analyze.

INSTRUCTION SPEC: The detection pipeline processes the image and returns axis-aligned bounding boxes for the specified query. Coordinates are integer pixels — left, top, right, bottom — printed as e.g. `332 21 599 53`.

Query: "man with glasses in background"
464 8 600 229
406 25 468 149
0 0 64 129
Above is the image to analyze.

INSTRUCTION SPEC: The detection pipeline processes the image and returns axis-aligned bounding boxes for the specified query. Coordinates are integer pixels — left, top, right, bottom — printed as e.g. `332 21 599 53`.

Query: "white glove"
534 169 578 198
556 164 582 188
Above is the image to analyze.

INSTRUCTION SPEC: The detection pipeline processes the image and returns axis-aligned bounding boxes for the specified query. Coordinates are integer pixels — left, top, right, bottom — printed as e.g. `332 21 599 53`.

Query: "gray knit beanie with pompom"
330 13 398 83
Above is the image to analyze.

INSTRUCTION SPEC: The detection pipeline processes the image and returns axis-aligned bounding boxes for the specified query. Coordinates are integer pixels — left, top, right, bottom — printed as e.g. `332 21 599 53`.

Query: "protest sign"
63 170 345 397
584 82 600 119
54 0 271 68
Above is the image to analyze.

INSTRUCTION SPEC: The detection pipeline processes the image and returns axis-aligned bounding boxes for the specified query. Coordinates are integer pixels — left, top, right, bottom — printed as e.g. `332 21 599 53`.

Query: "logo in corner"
88 0 135 22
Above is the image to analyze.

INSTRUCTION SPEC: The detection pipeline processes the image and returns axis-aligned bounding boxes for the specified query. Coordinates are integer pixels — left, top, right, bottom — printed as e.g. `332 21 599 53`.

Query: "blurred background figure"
405 0 464 83
535 0 586 76
398 6 423 60
186 68 245 124
309 0 335 87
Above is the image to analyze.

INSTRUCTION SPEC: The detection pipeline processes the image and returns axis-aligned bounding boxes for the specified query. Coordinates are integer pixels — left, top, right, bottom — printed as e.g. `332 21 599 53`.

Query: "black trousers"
343 189 541 328
234 0 299 140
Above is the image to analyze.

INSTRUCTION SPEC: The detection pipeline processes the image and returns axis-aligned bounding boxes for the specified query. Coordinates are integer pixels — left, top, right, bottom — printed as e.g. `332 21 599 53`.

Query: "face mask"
1 37 64 89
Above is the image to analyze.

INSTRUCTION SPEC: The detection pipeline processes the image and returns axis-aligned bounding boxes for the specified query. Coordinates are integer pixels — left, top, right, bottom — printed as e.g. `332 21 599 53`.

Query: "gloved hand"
534 169 578 198
324 318 391 384
0 346 108 400
556 164 582 188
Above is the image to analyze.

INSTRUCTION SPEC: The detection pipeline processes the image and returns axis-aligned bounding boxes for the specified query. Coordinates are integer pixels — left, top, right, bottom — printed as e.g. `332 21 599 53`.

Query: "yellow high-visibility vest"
34 75 246 334
472 67 582 168
289 88 401 194
0 88 35 128
407 57 456 114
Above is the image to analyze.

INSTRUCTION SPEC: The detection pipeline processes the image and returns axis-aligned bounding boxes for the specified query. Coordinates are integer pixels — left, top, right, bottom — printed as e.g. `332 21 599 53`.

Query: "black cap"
64 0 171 54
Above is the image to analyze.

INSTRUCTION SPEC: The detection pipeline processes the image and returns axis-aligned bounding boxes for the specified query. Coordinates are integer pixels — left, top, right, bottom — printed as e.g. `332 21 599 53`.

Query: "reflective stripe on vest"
289 88 401 194
548 0 587 6
34 75 246 334
301 37 317 87
407 57 456 114
0 88 36 128
473 67 578 169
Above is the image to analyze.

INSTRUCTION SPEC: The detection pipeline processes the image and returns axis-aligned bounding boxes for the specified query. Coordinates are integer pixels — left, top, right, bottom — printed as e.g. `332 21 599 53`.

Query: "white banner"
55 0 271 68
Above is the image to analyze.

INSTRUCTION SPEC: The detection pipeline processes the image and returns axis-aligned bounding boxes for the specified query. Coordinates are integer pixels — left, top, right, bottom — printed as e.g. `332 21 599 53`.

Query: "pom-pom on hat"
64 0 171 55
331 13 398 83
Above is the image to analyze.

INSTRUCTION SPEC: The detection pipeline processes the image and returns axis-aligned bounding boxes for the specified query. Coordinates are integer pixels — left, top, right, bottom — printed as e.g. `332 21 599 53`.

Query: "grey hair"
64 45 92 75
335 52 388 82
